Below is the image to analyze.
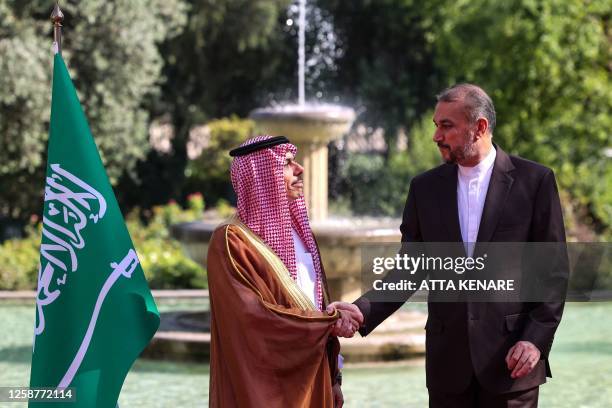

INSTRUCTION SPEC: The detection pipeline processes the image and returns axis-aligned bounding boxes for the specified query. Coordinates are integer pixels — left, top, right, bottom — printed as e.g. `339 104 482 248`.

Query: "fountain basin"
250 105 355 145
143 307 425 363
143 311 211 362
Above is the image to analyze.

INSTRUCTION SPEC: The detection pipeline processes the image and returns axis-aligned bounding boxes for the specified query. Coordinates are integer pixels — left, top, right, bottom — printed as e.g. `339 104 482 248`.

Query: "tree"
0 1 52 222
0 0 186 226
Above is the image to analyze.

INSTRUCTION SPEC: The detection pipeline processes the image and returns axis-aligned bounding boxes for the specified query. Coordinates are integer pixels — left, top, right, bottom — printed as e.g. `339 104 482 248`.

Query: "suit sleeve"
354 178 424 336
522 169 569 357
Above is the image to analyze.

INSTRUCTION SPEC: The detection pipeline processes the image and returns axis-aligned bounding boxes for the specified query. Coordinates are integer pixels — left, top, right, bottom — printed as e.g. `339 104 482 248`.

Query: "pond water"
0 301 610 407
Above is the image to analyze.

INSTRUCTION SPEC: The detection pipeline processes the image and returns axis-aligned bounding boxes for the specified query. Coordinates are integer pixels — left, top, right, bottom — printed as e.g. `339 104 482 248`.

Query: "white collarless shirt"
457 147 497 257
291 229 317 306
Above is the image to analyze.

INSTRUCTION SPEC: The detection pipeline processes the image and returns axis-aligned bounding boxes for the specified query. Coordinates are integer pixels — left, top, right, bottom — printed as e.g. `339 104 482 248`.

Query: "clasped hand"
326 301 364 338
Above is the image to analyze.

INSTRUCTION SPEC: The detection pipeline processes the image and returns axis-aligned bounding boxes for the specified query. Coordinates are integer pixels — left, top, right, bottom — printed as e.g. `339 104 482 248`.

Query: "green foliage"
564 159 612 239
0 0 187 222
0 223 40 290
334 112 441 216
184 116 254 205
126 195 206 289
214 198 237 219
0 2 52 220
338 154 386 215
402 110 442 177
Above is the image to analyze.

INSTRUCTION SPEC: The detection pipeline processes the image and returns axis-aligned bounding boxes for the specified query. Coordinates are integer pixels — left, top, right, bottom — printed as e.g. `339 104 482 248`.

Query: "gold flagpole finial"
51 3 64 54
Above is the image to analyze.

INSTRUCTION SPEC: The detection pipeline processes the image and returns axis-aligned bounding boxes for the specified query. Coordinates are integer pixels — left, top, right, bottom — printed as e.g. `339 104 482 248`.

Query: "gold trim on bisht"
222 216 318 312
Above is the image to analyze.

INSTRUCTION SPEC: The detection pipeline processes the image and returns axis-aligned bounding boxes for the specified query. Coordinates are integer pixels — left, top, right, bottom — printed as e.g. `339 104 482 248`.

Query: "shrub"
126 194 207 289
0 223 40 290
184 116 255 206
134 236 206 289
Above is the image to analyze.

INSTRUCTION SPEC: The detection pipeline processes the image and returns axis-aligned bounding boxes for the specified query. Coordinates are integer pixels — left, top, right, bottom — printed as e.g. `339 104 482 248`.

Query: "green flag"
29 53 160 407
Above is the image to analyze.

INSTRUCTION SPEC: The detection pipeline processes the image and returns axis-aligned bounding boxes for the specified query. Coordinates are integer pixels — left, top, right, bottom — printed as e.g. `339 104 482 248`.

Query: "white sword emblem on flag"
58 249 139 389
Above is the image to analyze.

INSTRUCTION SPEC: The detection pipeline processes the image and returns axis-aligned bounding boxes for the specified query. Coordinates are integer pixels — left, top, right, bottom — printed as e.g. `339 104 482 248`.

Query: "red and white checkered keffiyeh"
230 135 324 310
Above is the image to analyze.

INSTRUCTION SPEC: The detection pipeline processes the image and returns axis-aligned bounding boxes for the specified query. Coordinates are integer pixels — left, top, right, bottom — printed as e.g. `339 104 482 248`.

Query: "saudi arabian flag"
29 52 160 407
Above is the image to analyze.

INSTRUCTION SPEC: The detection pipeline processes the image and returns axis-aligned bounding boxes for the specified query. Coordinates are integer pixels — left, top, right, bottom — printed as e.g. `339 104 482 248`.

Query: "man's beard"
441 132 478 165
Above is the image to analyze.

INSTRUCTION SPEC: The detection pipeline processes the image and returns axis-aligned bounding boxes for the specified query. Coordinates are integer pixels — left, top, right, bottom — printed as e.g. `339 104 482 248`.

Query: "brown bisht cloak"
207 222 340 407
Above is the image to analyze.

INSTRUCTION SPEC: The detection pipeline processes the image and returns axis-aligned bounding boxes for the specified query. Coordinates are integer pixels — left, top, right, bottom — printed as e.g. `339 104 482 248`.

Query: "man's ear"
475 117 489 139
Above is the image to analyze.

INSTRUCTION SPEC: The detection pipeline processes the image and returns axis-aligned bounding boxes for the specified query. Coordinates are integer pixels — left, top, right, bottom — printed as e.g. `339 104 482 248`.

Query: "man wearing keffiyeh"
207 135 363 408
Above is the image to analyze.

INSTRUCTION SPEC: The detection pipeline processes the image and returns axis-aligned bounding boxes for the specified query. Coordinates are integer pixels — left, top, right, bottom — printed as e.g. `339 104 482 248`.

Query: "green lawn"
0 301 610 407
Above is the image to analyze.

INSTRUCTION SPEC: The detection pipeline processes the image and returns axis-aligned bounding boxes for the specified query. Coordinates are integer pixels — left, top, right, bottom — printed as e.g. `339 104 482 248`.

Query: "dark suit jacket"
354 144 568 394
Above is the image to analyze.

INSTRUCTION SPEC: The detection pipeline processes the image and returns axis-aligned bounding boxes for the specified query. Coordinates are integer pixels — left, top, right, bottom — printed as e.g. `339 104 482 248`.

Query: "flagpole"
50 2 64 54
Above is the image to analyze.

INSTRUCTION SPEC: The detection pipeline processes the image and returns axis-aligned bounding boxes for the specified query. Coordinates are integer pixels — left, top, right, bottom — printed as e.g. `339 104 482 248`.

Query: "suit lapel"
437 164 463 242
476 145 515 243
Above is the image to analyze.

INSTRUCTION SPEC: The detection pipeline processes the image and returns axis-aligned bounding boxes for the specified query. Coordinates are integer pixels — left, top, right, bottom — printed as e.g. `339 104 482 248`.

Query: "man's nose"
433 129 444 143
294 162 304 176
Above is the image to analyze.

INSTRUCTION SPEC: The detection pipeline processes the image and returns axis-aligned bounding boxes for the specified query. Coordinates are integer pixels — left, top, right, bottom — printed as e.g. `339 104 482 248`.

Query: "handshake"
326 301 364 338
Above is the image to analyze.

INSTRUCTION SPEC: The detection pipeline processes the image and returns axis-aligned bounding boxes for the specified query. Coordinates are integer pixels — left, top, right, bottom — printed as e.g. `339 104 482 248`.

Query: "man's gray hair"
437 83 496 135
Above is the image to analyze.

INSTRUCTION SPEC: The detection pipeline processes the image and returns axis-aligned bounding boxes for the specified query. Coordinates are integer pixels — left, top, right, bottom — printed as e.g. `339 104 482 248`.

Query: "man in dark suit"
330 83 568 407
